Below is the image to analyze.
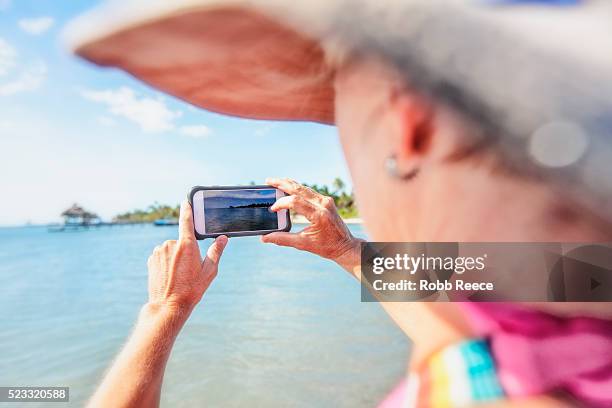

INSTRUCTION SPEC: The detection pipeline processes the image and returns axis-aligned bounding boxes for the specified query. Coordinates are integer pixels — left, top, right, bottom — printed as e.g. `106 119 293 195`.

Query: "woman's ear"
388 91 436 169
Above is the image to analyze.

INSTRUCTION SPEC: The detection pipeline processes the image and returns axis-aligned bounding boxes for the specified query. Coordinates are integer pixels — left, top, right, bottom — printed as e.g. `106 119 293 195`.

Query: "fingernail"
217 235 228 246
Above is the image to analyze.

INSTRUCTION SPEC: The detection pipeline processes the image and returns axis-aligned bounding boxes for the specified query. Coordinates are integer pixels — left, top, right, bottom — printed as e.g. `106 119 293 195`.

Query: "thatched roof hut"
61 203 99 224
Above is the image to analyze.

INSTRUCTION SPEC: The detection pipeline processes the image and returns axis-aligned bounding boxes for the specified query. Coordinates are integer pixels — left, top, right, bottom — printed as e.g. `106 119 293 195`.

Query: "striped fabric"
413 339 505 407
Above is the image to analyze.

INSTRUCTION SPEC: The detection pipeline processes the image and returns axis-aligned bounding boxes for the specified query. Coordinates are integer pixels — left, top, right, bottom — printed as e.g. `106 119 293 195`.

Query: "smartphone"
188 185 291 239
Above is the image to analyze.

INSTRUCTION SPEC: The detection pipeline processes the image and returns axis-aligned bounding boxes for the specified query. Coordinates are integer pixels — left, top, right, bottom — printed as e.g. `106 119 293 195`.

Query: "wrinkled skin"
261 177 361 270
147 201 228 313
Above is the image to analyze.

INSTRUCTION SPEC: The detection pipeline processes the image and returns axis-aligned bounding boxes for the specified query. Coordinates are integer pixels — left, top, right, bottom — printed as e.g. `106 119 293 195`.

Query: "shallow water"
0 224 409 407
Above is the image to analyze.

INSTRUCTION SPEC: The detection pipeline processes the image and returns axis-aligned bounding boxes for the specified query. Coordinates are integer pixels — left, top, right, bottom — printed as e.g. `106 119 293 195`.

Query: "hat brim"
67 4 335 124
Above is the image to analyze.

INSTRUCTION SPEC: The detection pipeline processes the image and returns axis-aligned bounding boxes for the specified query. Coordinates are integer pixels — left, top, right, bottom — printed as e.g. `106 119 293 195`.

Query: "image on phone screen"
203 188 278 233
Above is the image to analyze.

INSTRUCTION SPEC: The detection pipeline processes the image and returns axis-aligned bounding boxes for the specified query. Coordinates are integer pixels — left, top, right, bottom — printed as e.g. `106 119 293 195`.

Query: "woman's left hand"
262 178 362 273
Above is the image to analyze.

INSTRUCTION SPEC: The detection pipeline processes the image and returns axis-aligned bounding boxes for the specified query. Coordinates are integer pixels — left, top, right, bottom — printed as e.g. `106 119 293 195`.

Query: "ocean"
0 224 409 407
205 207 278 233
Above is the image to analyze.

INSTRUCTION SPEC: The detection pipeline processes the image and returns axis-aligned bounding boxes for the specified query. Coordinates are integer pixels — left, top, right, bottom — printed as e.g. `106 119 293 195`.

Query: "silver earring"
385 154 419 181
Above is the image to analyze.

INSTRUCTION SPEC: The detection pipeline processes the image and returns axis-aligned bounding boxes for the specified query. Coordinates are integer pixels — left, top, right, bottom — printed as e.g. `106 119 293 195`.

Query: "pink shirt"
378 304 612 407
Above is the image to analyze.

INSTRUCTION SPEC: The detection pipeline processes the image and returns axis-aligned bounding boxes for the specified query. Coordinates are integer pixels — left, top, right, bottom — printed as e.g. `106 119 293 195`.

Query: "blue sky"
204 189 277 209
0 0 350 225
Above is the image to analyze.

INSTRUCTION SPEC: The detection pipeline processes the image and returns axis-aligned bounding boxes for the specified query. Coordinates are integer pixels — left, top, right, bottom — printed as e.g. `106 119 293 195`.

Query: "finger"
265 177 295 195
203 235 228 266
161 240 176 255
261 232 305 250
265 177 283 188
266 177 314 199
163 239 177 248
179 200 196 242
270 195 317 221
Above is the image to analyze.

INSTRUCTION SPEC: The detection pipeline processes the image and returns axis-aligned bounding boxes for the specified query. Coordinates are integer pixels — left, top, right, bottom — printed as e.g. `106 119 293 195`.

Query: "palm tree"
332 177 345 194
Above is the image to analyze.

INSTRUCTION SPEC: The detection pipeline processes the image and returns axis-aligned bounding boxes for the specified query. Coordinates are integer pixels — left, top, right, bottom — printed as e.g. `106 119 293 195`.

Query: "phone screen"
203 188 278 233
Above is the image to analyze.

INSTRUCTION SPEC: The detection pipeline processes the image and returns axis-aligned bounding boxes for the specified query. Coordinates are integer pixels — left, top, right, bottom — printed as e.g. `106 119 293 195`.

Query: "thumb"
261 232 304 250
203 235 228 266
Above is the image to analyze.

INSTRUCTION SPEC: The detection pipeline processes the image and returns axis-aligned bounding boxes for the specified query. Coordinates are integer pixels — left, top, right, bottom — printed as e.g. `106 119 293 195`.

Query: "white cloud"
179 125 211 138
0 61 46 96
0 37 47 95
82 87 213 137
81 87 183 133
203 190 276 199
0 37 16 75
18 17 55 35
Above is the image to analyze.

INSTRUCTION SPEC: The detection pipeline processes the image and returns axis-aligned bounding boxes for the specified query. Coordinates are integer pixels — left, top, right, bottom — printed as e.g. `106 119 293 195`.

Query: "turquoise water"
0 225 409 407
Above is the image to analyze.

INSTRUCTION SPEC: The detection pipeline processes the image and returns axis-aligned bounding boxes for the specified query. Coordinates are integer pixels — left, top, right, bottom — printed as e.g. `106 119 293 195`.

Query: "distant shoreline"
2 217 364 228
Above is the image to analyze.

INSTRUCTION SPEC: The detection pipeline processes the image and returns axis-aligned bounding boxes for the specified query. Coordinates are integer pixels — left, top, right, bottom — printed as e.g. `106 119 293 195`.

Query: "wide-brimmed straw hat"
65 0 612 221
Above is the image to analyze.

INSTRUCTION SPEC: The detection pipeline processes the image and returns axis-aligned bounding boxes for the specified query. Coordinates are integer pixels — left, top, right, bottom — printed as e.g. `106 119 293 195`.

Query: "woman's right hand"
262 178 363 273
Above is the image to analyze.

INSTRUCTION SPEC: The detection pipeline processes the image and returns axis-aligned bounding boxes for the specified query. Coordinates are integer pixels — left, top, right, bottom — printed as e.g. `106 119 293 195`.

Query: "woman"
68 0 612 406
